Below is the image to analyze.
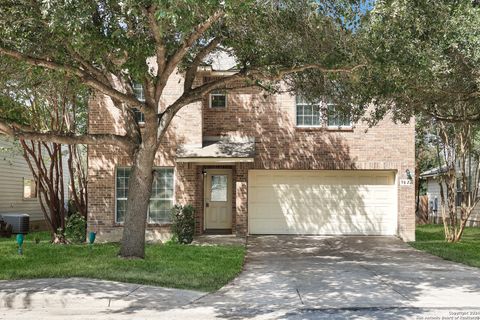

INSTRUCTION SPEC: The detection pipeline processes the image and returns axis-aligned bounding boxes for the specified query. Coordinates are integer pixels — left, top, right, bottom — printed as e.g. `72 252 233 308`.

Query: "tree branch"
429 111 480 123
156 62 367 141
66 45 110 85
248 63 367 81
156 10 225 100
184 37 223 92
0 47 145 109
187 63 367 99
0 119 135 153
144 4 166 83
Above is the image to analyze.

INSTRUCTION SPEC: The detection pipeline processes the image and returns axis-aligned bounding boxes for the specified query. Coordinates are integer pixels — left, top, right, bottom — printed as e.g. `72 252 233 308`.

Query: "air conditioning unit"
0 214 30 234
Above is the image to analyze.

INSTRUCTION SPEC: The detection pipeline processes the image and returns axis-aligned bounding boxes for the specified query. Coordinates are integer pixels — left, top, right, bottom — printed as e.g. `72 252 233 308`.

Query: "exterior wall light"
406 169 413 181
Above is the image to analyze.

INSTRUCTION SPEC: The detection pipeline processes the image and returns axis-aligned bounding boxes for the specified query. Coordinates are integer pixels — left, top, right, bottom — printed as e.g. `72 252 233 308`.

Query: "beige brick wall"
87 71 202 242
87 72 415 242
203 87 415 240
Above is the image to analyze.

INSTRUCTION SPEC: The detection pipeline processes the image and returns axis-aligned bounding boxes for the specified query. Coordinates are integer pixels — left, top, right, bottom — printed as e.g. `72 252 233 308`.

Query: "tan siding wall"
0 136 70 224
426 177 480 225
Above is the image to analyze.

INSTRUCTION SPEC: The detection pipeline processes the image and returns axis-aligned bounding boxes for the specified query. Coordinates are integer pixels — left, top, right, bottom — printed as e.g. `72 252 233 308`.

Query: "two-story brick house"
87 61 415 243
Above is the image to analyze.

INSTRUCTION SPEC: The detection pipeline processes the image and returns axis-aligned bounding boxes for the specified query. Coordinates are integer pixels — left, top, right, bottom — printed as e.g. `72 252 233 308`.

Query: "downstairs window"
116 167 174 224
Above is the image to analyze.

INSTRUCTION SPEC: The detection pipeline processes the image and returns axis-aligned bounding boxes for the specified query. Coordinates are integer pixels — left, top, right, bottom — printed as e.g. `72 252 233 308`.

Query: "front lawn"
0 232 245 292
411 224 480 268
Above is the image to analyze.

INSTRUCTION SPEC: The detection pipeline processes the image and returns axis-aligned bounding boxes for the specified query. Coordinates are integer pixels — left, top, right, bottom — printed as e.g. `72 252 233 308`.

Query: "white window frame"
133 108 145 125
148 168 175 224
132 83 146 102
295 97 322 128
209 91 227 109
23 177 37 200
115 167 130 224
132 83 146 124
115 166 175 224
326 103 352 129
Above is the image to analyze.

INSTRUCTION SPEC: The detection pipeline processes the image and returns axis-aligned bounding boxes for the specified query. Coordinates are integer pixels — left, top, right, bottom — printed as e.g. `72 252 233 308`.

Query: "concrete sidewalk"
3 236 480 319
0 278 205 319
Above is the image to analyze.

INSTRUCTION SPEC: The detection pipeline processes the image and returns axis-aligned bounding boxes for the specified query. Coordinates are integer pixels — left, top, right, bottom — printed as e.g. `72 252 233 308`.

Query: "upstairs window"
209 91 227 109
132 83 145 102
296 96 321 127
327 104 352 128
133 109 145 124
295 96 353 129
132 83 145 124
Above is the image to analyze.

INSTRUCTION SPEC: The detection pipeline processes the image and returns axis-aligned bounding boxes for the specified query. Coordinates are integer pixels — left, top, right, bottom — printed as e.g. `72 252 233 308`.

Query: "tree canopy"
358 0 480 123
0 0 368 258
289 0 480 125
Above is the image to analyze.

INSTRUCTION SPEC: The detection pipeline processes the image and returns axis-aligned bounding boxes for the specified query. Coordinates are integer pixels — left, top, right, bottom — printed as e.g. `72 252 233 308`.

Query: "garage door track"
196 236 480 319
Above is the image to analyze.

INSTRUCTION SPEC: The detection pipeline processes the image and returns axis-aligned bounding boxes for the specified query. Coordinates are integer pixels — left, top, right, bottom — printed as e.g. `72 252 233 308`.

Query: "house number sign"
400 179 413 186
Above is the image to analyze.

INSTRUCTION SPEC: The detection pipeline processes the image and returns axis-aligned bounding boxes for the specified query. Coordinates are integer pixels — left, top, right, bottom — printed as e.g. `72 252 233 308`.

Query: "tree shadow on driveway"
187 236 480 319
2 236 480 319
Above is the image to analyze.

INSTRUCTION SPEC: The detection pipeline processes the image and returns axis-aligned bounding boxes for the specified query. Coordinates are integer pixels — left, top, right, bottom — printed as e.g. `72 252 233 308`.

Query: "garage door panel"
248 170 397 236
249 189 393 206
250 219 396 235
250 207 393 222
251 171 394 185
249 186 392 202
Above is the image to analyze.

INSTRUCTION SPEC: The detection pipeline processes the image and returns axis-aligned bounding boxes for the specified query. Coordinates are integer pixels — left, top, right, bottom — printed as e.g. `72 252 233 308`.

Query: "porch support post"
235 163 249 236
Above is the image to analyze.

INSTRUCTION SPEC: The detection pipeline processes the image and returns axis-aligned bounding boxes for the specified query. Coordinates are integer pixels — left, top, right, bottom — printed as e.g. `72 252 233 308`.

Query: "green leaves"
0 0 369 119
353 0 480 123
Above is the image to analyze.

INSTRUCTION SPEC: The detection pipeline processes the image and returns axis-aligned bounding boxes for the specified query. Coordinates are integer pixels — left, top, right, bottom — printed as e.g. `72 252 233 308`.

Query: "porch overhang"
176 157 254 163
176 136 255 164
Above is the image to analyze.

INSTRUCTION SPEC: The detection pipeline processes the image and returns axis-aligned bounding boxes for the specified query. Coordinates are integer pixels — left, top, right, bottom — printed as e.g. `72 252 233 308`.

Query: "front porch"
176 135 255 237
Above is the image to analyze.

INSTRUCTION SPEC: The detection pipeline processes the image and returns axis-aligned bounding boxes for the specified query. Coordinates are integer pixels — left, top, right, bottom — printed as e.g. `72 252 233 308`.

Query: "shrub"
65 213 86 244
171 205 195 244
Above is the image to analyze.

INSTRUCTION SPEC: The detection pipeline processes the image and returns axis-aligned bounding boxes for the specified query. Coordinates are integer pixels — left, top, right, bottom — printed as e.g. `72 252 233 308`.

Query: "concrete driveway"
194 236 480 319
3 236 480 319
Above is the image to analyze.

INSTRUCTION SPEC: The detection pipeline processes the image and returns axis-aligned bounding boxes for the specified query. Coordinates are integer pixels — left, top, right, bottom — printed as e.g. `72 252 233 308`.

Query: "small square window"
23 178 37 199
209 92 227 109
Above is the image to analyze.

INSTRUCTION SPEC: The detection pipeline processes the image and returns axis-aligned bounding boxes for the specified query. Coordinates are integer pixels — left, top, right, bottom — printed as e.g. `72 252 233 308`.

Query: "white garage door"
248 170 397 235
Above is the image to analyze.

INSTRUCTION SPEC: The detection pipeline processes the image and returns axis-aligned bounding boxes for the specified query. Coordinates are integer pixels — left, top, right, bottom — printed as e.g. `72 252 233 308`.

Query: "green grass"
411 224 480 268
0 232 245 292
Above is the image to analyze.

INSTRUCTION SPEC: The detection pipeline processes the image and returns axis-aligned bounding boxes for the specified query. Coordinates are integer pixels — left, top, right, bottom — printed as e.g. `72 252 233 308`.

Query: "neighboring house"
87 62 416 243
421 166 480 226
0 134 70 231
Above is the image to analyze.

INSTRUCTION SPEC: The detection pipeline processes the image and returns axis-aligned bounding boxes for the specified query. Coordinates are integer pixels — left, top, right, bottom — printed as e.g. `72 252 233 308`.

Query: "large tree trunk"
119 142 157 259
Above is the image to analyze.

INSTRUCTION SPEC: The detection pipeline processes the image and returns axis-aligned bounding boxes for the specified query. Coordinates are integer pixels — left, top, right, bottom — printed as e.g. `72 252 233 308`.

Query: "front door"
205 169 232 230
